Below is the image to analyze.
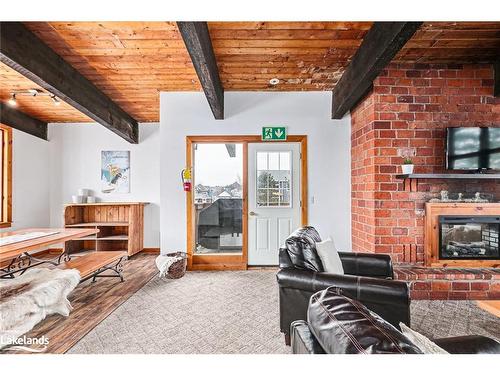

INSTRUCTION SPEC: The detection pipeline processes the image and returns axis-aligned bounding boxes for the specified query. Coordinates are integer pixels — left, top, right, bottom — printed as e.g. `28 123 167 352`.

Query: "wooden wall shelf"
396 173 500 192
396 173 500 180
64 202 148 257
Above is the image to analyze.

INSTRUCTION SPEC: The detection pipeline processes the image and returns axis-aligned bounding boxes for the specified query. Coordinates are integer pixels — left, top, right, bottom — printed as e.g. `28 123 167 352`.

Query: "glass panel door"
193 143 243 254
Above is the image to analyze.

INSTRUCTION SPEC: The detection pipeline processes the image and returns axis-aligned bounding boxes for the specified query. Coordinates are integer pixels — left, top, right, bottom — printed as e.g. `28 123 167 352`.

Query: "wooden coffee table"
0 228 98 278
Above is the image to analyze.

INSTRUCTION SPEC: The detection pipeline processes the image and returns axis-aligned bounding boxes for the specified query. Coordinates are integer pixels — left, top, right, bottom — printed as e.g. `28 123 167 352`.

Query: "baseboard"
141 248 160 254
189 263 247 271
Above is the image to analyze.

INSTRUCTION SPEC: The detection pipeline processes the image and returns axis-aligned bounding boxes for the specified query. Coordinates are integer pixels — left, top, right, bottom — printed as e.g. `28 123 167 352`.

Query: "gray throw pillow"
399 323 448 354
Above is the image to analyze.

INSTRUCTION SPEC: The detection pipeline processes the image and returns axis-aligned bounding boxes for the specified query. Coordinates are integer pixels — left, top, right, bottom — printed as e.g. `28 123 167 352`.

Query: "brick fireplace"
425 203 500 267
350 62 500 299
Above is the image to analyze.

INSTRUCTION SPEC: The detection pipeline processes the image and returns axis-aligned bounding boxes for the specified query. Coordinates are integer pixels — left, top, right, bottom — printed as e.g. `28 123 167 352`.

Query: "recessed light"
269 78 280 85
7 93 17 107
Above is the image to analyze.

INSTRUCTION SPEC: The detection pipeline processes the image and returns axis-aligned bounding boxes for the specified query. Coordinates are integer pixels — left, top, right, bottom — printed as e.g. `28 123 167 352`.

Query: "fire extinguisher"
181 168 192 192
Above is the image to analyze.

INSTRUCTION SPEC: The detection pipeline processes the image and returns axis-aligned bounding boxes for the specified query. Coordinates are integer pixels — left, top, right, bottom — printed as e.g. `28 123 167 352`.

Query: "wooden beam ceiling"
331 22 422 119
24 22 200 123
0 22 139 143
396 22 500 63
0 102 48 140
208 22 372 91
0 63 91 123
0 22 497 124
177 22 224 119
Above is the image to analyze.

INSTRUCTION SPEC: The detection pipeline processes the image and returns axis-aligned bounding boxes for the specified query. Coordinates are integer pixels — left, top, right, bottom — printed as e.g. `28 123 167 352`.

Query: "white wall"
48 123 160 248
1 130 51 231
160 92 351 254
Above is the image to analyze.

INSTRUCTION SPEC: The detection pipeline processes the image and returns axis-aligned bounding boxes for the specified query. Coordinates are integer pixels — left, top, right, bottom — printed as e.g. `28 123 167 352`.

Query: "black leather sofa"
290 287 500 354
277 226 410 345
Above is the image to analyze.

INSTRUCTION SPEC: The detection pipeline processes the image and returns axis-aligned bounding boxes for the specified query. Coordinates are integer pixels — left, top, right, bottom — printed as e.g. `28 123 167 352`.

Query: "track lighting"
50 95 61 106
7 93 17 107
6 89 62 107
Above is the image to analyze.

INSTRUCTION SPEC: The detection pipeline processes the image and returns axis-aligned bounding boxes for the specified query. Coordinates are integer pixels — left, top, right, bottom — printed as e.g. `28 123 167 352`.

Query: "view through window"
194 143 243 254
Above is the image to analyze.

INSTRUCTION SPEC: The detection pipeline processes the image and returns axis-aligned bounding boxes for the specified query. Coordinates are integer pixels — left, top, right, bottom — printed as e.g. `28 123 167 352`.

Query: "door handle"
249 211 257 216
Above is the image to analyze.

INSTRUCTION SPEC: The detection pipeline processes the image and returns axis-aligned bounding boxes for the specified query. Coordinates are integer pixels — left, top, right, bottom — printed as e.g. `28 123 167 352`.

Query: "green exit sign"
262 126 287 141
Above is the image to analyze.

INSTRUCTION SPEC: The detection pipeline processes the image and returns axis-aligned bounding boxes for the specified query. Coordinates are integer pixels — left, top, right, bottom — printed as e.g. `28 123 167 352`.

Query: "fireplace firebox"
439 216 500 260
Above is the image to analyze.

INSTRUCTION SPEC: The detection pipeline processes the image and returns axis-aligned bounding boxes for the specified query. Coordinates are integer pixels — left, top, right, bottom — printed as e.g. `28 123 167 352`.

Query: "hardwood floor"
5 253 158 354
476 301 500 318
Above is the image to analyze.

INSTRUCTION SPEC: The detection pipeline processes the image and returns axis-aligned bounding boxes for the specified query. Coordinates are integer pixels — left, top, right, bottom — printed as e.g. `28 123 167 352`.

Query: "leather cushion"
284 226 324 272
307 287 422 354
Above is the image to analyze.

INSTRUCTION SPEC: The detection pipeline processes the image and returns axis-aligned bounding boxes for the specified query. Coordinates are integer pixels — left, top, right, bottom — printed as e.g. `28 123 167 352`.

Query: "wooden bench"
60 251 126 283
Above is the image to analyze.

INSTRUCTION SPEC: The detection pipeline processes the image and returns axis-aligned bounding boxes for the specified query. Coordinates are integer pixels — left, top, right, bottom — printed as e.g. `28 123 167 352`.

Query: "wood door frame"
186 135 308 271
0 125 12 228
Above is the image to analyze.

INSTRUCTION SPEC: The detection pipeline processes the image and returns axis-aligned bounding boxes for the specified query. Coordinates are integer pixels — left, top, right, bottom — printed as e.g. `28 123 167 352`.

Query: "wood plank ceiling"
23 22 200 123
396 22 500 63
0 63 91 122
208 22 372 91
1 21 499 124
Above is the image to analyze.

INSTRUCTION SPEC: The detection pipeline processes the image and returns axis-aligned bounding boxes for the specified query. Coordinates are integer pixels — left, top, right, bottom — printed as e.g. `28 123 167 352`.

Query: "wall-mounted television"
446 127 500 171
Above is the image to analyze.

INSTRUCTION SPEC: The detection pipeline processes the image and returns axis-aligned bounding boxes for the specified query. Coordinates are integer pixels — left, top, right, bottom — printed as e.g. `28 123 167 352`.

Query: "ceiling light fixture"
50 94 61 106
7 89 63 107
7 93 17 107
269 78 280 85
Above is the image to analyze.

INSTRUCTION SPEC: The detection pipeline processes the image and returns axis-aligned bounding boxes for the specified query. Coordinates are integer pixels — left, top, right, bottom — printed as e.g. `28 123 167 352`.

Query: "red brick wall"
351 91 377 253
351 63 500 264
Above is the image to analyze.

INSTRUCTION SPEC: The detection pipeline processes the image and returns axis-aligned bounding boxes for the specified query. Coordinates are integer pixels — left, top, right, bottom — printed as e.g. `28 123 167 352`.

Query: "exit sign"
262 126 287 141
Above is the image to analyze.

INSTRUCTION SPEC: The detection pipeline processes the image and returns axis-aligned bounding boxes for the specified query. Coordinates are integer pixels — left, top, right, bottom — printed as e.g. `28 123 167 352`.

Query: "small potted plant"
401 157 414 175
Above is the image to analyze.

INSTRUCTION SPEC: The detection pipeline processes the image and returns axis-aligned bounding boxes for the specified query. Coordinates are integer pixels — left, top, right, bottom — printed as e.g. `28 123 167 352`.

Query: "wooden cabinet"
64 202 148 257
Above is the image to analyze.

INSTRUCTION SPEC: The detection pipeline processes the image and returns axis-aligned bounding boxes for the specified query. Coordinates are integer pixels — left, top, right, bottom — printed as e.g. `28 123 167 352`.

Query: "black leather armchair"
277 227 410 345
291 320 500 354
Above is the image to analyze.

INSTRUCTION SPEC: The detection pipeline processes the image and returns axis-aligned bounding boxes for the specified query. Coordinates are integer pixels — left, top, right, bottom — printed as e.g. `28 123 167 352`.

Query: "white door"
248 143 302 265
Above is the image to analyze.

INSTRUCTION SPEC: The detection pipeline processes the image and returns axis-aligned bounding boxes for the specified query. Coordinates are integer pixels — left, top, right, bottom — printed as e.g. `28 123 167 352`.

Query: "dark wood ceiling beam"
494 61 500 97
177 22 224 119
0 22 139 143
0 103 48 140
331 22 422 119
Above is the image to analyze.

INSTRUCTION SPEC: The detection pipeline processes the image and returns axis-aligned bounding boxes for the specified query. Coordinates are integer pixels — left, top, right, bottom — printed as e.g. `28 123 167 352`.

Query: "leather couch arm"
290 320 325 354
433 335 500 354
277 268 410 328
338 252 394 279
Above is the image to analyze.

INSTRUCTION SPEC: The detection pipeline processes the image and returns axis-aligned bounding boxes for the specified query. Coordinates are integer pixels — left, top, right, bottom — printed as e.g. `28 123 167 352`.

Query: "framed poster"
101 151 130 193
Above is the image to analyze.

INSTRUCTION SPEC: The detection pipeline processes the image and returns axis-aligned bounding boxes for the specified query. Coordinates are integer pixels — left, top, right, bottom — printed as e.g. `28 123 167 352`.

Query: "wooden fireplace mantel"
425 202 500 268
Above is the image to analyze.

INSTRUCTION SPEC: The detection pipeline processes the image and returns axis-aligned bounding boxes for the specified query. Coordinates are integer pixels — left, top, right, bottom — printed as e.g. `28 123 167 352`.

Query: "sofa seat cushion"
283 226 324 272
307 287 422 354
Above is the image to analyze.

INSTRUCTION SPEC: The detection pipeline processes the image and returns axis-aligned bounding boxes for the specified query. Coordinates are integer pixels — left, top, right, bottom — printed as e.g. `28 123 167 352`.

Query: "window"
0 125 12 228
193 143 243 254
256 151 292 207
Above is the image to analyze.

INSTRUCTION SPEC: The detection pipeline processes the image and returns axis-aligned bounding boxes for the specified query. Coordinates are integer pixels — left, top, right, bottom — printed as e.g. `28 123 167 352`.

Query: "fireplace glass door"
439 216 500 260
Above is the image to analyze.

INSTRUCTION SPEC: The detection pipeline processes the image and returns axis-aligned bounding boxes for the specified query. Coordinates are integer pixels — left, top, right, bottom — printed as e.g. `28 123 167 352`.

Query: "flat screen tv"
446 127 500 171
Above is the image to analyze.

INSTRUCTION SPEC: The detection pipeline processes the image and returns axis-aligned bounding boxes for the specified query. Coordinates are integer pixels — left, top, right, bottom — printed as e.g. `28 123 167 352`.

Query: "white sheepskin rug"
0 268 80 349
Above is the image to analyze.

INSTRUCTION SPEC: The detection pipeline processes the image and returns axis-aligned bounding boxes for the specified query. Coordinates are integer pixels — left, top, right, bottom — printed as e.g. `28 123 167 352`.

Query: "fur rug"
0 268 80 349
